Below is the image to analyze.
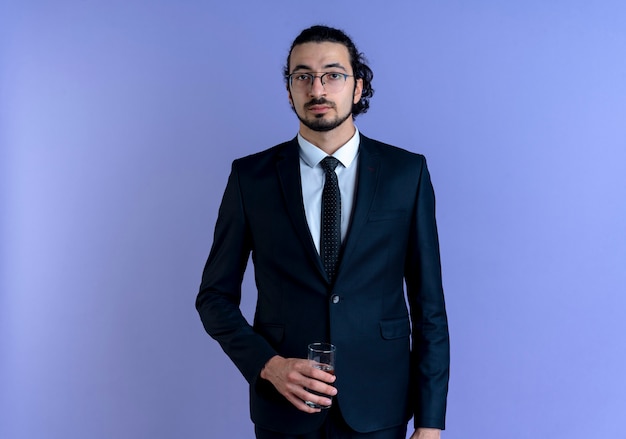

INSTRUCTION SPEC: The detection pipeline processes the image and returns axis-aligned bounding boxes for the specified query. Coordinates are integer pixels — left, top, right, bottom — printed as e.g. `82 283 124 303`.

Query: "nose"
309 75 326 97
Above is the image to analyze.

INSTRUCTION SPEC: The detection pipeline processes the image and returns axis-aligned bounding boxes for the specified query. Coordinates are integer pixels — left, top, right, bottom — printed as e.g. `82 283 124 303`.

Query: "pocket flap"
379 317 410 339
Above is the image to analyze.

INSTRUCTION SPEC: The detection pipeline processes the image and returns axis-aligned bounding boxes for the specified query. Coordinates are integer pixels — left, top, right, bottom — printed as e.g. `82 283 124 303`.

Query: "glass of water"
304 342 336 409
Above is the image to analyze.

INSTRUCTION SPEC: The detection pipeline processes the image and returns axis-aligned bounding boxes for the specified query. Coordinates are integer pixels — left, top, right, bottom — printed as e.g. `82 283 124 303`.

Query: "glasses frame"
287 72 354 92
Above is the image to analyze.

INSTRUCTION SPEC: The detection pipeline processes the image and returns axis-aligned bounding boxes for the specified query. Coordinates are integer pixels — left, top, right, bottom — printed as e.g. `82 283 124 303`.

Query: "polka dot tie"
320 156 341 284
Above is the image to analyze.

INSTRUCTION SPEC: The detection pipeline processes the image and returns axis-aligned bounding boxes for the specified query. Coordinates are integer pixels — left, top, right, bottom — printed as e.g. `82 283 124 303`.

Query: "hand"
409 428 441 439
260 355 337 413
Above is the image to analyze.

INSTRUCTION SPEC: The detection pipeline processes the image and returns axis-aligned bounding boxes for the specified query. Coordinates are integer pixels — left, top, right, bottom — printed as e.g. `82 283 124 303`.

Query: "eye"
294 74 312 82
326 73 343 81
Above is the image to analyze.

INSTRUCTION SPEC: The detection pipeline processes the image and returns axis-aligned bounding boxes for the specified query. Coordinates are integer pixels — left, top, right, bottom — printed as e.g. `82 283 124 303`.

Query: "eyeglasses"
287 72 354 93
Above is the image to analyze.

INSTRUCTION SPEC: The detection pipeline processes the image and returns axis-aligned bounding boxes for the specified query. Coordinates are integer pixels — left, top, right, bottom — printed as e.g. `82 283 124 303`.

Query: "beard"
293 98 353 132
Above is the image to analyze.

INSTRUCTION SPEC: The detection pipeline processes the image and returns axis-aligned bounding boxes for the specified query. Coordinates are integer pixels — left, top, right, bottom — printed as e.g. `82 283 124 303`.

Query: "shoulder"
231 138 298 171
360 134 426 166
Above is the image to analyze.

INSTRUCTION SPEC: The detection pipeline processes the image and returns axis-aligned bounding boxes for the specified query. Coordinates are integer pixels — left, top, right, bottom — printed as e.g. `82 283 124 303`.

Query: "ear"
287 86 294 107
353 78 364 105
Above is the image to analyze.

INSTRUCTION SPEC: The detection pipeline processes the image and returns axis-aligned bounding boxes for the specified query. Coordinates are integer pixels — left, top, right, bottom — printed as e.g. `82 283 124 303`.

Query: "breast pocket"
367 209 409 222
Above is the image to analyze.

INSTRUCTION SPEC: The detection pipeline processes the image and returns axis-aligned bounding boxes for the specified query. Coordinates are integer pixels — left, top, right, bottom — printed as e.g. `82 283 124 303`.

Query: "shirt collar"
298 127 360 169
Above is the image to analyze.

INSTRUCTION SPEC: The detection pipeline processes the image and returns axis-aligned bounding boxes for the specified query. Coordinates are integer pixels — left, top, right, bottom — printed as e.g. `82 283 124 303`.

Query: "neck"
299 119 356 155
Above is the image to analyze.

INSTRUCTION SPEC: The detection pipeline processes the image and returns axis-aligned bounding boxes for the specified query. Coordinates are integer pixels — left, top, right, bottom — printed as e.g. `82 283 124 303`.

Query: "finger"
298 361 336 383
283 378 335 403
300 387 334 409
301 377 337 397
284 379 335 408
284 393 322 413
307 366 336 384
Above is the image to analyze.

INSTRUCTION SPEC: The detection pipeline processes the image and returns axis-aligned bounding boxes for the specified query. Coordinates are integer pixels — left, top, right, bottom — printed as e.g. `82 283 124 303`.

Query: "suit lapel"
339 136 380 274
275 135 381 285
276 139 327 279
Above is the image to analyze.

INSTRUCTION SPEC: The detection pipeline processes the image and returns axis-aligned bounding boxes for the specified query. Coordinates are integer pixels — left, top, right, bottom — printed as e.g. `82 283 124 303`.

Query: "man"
196 25 449 439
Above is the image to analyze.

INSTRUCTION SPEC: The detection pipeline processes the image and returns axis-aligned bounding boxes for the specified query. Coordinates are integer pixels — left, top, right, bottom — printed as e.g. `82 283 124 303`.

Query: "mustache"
305 98 335 109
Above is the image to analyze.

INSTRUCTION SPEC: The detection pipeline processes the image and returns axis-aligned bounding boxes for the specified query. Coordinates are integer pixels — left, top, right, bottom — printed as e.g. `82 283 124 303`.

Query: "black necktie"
320 156 341 284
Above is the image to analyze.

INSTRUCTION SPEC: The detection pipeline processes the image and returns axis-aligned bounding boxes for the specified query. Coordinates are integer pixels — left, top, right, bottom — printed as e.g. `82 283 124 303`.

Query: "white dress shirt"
298 128 360 255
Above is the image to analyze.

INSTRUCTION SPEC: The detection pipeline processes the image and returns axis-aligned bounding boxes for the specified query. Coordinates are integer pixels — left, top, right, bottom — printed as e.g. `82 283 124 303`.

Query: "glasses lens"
291 74 312 92
322 73 346 92
290 73 347 92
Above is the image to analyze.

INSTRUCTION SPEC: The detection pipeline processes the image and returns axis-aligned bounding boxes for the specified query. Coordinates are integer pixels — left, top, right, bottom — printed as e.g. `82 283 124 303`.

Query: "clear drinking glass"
304 342 336 409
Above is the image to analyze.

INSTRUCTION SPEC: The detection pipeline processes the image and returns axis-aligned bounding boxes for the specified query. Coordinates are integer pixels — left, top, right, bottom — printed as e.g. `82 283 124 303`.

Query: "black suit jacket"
196 135 449 434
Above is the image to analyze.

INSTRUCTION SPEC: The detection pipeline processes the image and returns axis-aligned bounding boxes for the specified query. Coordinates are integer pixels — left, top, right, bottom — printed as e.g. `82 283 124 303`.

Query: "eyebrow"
291 63 348 73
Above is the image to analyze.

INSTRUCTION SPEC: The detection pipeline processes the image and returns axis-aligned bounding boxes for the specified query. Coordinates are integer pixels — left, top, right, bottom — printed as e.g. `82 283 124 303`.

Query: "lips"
308 105 331 114
306 99 334 114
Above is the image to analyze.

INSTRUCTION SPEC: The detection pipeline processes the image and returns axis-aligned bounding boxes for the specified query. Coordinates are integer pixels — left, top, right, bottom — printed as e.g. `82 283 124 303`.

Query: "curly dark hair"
284 25 374 117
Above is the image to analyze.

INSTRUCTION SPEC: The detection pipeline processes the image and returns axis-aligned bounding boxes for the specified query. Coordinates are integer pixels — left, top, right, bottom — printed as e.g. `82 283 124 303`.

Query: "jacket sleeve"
195 161 277 384
405 157 450 430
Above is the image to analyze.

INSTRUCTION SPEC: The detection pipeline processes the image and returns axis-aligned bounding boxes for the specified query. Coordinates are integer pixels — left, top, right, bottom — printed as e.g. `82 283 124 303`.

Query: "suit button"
331 295 340 304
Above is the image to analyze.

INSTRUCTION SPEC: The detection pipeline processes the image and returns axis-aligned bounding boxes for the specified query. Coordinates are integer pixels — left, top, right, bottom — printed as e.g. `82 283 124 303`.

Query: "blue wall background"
1 1 625 438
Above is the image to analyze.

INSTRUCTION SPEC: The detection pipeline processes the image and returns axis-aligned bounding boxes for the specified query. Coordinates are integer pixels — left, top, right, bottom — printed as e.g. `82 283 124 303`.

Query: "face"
287 42 363 133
